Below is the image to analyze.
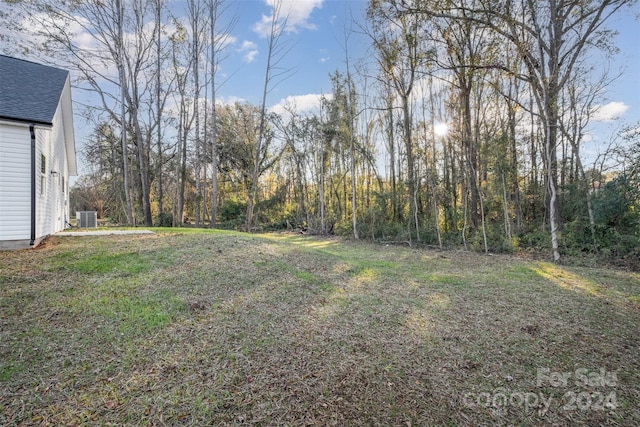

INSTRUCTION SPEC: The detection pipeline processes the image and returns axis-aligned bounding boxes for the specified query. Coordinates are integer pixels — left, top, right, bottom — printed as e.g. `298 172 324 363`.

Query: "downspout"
30 124 36 246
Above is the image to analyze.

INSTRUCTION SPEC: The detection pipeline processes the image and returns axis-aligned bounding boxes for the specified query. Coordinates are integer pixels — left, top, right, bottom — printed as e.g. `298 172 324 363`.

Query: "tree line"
5 0 639 263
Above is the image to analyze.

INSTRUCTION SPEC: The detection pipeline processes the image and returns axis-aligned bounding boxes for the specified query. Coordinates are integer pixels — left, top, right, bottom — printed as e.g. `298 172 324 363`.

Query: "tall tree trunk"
246 0 286 231
345 52 358 239
179 120 188 225
320 145 326 234
209 0 219 228
545 127 561 262
386 88 398 222
190 0 202 227
155 0 163 221
460 83 479 228
132 107 153 226
117 0 134 226
506 89 523 232
402 94 416 241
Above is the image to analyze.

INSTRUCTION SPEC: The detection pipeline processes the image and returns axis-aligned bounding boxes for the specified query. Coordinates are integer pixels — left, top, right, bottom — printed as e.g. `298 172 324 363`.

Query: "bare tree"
152 0 170 222
17 0 164 225
408 0 635 260
117 0 136 225
246 0 291 231
207 0 235 228
340 23 360 239
209 0 221 227
367 0 430 242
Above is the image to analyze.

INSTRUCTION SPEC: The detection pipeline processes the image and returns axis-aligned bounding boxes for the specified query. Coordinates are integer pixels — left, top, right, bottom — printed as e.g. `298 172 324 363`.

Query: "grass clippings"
1 229 638 426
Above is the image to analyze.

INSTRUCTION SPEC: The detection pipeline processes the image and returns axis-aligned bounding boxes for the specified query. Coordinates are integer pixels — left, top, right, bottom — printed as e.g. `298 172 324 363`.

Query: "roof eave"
60 77 77 176
0 115 53 128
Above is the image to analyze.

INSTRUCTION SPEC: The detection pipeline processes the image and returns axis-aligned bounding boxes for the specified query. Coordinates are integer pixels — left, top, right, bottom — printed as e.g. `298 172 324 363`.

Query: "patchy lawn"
0 230 638 426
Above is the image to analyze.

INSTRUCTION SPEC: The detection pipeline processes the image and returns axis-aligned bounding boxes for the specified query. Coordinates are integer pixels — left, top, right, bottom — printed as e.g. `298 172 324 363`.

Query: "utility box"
76 211 98 228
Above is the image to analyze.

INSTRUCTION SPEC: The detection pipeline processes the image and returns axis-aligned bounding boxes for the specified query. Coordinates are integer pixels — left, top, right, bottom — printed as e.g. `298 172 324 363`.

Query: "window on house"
40 154 46 195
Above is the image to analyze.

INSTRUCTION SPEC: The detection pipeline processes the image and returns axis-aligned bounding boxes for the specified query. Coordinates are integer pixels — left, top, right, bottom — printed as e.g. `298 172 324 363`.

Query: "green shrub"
220 198 246 222
155 212 173 227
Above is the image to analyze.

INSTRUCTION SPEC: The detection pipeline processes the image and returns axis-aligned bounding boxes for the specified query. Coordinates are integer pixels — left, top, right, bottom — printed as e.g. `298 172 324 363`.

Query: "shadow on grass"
0 231 638 426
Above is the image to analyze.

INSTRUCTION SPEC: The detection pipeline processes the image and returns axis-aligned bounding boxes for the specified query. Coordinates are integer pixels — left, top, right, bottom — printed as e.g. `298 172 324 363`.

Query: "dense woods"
5 0 638 262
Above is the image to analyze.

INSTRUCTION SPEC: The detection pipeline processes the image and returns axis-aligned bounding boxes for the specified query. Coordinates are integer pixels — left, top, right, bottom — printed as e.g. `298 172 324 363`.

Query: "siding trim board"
30 124 36 246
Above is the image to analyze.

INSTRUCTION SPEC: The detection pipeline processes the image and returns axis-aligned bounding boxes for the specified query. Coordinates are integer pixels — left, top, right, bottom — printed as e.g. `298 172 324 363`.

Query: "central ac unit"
76 211 97 228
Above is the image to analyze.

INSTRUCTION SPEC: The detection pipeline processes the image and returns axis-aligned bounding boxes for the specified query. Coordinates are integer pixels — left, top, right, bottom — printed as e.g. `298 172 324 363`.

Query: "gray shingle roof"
0 55 70 126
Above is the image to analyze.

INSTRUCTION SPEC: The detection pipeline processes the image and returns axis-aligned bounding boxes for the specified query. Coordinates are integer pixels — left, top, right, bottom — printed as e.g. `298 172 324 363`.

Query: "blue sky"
573 7 640 163
603 10 640 122
206 0 639 140
200 0 370 111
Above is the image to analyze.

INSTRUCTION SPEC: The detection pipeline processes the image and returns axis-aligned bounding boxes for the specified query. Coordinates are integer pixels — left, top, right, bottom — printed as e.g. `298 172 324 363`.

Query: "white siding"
0 113 69 245
51 102 70 233
36 126 50 238
36 106 68 239
0 123 31 241
42 102 70 237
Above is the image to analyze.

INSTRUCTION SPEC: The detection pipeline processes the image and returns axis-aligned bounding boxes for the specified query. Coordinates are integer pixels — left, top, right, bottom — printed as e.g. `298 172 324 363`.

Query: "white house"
0 55 77 249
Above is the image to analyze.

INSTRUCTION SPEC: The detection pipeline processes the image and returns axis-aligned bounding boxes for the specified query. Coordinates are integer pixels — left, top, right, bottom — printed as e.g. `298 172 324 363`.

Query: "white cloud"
220 95 247 106
253 0 323 37
591 101 629 122
244 50 259 63
238 40 258 63
241 40 257 50
252 15 274 38
581 133 595 143
214 33 237 51
15 10 122 82
318 49 330 63
270 93 331 117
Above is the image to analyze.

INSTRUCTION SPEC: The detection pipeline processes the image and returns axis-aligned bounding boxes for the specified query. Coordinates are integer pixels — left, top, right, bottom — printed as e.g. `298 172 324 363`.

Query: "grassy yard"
0 230 638 426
